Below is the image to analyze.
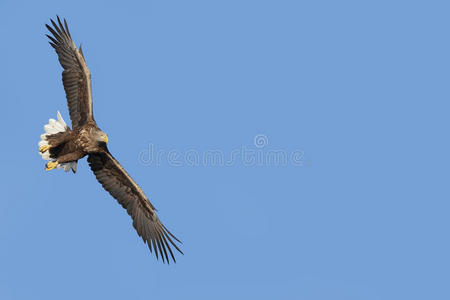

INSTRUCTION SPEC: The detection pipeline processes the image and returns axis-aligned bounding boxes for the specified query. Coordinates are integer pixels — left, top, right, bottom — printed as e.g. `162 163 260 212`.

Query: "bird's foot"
46 161 59 171
39 145 51 153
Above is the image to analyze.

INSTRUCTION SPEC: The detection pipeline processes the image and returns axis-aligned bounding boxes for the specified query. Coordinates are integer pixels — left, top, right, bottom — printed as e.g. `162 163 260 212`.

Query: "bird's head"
93 130 109 145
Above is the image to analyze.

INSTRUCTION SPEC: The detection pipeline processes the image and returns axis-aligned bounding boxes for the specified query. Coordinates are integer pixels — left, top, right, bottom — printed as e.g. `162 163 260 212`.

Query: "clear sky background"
1 1 449 299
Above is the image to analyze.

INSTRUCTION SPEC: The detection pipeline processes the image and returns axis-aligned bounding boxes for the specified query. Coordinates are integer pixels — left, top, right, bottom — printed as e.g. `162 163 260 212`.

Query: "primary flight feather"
39 16 182 263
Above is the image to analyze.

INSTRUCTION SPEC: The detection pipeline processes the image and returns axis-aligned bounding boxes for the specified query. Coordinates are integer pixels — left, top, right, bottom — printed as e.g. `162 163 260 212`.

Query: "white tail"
39 111 77 173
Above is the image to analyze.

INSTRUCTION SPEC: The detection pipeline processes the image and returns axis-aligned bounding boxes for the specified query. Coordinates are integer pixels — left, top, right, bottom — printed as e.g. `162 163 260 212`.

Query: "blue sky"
1 1 449 299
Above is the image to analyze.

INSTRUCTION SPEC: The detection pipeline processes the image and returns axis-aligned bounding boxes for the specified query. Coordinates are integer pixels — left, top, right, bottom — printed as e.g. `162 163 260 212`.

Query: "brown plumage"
38 16 182 263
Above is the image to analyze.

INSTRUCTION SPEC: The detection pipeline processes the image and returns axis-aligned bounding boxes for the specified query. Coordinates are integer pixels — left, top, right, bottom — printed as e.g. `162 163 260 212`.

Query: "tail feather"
39 111 77 173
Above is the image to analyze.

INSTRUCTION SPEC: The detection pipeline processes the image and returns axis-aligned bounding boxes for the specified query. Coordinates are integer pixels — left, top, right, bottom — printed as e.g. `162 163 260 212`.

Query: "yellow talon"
39 145 51 153
46 161 59 171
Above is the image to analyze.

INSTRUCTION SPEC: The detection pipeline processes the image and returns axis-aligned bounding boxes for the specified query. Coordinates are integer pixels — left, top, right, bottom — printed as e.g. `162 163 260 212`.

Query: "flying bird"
39 17 182 263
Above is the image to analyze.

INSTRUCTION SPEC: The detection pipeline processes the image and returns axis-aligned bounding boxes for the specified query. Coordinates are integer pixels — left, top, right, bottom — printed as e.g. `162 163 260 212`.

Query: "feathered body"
38 17 182 263
39 113 107 171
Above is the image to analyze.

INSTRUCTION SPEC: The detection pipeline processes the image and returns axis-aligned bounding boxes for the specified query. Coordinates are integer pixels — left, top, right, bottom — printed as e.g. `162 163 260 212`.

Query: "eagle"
38 17 182 263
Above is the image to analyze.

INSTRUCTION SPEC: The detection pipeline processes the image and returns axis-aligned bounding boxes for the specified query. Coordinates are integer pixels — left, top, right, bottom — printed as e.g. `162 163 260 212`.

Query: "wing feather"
87 152 183 263
46 16 94 128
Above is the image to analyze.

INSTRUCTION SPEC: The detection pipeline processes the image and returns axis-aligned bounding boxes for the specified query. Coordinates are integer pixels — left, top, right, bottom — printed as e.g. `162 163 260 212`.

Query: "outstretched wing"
88 151 183 263
46 17 94 129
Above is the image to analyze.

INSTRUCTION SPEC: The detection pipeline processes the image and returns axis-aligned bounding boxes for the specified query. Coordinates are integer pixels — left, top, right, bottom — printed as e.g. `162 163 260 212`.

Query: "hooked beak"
103 134 109 143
